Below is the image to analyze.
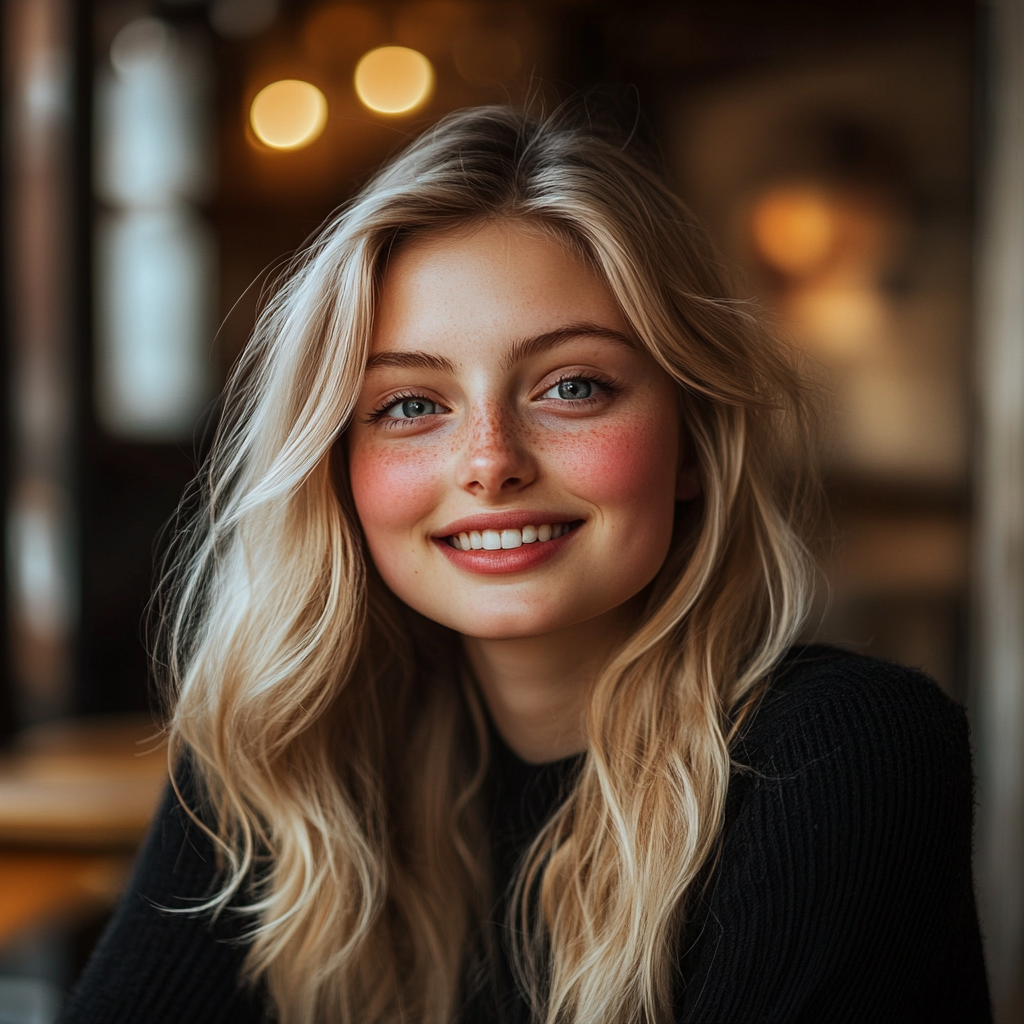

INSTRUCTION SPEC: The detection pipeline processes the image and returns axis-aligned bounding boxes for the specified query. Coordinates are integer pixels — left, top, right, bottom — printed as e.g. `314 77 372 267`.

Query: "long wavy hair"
156 105 820 1024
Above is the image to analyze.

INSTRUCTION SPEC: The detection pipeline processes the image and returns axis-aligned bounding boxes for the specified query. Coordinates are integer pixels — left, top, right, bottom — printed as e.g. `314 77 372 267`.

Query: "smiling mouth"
445 521 583 551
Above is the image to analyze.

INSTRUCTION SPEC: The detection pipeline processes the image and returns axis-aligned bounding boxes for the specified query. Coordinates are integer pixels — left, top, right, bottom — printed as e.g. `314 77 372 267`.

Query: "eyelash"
365 390 442 425
542 372 622 403
365 372 621 425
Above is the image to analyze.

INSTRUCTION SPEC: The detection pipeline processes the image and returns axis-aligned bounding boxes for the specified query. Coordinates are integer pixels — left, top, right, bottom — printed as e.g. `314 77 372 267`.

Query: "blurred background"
0 0 1020 1021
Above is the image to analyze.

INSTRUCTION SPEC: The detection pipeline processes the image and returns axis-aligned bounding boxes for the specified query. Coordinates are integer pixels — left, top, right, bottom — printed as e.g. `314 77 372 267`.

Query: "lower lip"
435 526 580 575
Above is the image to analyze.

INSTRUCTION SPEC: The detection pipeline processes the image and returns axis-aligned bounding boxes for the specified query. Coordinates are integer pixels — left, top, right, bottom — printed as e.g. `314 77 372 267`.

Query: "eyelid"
366 389 450 423
535 370 620 401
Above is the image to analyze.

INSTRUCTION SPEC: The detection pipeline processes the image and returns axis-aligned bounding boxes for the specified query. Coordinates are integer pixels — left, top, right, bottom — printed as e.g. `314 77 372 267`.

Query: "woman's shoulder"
736 643 971 778
764 642 962 717
678 644 988 1022
726 643 976 834
59 761 263 1024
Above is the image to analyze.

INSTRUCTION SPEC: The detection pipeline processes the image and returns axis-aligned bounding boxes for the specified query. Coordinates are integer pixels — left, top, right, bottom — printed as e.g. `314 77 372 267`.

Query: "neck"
462 607 631 764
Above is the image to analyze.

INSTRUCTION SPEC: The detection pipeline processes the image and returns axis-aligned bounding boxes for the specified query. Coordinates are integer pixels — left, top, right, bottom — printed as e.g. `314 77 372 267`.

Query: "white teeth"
449 522 576 550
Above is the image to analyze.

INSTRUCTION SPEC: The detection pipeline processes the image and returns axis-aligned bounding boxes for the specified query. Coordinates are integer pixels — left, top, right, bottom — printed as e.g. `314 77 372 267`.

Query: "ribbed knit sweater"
59 646 991 1023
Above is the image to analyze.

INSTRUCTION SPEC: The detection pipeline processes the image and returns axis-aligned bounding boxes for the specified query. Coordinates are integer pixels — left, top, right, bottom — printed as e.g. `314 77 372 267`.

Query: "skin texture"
347 220 699 761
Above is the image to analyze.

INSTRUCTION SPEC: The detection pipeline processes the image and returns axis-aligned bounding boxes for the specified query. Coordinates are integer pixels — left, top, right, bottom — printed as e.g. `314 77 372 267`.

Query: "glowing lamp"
354 46 433 115
751 187 836 278
250 80 327 150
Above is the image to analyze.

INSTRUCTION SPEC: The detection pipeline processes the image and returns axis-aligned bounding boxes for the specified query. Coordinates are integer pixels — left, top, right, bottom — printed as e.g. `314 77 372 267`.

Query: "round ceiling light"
249 79 328 150
354 46 433 115
751 187 837 278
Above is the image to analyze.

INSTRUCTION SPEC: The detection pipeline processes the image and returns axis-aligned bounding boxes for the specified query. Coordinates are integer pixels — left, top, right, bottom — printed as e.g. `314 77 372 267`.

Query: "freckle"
550 413 669 497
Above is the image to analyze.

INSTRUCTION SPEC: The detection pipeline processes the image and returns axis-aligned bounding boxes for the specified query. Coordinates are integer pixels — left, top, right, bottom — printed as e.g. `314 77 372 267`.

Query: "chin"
458 622 550 641
439 613 554 642
436 598 601 642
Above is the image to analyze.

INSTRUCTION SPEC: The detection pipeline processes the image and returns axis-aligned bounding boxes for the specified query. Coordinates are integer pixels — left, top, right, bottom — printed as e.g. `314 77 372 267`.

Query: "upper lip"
433 511 584 537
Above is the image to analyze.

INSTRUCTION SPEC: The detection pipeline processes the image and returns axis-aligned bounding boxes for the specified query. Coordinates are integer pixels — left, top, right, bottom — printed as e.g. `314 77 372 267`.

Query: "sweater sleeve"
677 653 991 1024
58 767 266 1024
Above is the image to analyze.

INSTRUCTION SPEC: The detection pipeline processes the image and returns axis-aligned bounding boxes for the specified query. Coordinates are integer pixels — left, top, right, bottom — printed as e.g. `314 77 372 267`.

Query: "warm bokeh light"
751 187 836 277
354 46 433 115
249 80 327 150
787 282 886 357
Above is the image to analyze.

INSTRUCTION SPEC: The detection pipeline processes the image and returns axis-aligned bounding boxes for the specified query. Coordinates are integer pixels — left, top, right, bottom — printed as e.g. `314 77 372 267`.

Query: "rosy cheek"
348 440 444 542
553 413 675 504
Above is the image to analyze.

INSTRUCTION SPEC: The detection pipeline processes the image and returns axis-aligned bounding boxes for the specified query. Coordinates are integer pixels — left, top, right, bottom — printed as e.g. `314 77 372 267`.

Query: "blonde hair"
157 105 819 1024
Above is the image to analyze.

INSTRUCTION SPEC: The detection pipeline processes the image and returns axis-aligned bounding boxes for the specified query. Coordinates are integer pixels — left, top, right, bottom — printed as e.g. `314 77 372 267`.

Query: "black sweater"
59 646 991 1023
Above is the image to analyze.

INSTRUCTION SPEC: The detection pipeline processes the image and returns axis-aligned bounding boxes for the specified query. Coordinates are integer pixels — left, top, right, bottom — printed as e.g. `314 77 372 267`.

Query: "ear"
676 437 702 502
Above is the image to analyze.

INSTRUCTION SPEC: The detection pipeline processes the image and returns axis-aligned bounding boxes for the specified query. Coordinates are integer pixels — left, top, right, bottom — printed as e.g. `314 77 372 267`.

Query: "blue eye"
543 379 595 400
387 398 438 419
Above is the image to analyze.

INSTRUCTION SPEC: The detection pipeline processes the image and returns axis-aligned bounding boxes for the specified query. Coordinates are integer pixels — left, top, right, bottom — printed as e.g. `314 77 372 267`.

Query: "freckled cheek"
347 442 447 541
551 415 677 507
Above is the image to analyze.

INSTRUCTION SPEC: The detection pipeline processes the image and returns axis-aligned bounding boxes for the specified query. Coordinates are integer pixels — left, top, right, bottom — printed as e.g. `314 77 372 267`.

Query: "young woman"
62 106 989 1024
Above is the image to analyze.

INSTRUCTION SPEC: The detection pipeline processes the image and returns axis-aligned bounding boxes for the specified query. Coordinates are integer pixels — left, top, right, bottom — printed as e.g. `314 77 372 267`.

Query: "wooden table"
0 716 168 945
0 849 133 942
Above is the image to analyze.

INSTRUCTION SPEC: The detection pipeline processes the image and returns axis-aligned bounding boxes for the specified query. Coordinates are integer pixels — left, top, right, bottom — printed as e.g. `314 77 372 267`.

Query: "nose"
457 401 537 497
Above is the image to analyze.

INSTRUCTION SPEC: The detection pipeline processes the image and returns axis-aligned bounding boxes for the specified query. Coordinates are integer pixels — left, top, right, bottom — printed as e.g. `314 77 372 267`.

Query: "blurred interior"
2 0 1022 1020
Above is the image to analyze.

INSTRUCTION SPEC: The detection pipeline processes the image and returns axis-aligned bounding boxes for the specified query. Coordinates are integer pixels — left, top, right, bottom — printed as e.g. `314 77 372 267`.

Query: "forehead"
371 220 627 357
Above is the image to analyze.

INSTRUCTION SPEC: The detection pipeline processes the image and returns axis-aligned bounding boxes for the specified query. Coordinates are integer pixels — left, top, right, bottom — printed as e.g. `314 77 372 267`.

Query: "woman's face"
347 220 697 641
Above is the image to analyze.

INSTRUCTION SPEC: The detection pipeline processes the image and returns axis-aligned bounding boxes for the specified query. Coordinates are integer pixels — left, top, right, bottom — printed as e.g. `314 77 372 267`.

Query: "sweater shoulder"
683 647 988 1023
58 761 263 1024
735 644 970 778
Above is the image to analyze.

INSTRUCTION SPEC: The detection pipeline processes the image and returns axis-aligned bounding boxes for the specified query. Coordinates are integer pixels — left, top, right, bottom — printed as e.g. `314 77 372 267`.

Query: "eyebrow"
500 323 636 370
364 351 456 373
365 323 635 376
